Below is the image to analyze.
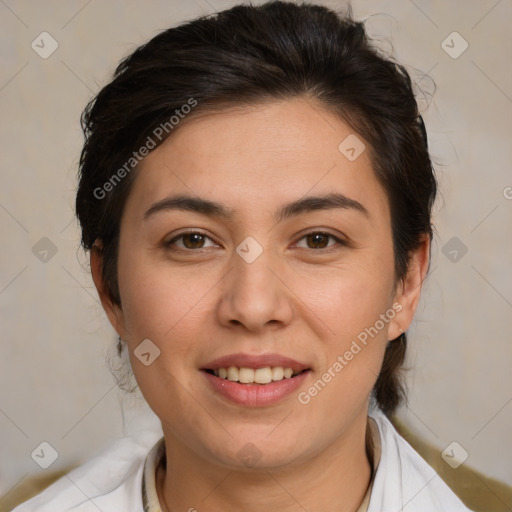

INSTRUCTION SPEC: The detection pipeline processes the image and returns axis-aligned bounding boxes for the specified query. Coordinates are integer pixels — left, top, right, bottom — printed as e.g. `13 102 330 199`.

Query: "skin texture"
91 98 430 512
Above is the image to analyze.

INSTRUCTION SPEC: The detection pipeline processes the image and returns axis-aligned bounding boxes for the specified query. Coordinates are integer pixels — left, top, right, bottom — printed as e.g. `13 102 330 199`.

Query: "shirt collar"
142 436 165 512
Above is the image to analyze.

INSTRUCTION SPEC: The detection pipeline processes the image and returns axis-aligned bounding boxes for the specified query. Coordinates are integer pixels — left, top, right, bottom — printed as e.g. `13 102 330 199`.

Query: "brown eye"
306 233 329 249
166 231 217 251
182 233 206 249
296 232 344 250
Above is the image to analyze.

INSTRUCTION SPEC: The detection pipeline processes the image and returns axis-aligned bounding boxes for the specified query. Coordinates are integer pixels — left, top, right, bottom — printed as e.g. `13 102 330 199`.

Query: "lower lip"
202 370 311 407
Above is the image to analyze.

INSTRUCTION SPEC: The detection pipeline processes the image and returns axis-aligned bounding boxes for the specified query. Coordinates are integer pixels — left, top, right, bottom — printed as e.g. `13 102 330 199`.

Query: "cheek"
294 273 392 419
116 252 213 412
116 246 213 340
291 253 396 339
288 251 395 394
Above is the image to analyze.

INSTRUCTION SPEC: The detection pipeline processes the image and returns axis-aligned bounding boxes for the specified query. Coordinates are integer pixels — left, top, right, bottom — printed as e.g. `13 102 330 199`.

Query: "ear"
387 236 431 340
90 239 126 338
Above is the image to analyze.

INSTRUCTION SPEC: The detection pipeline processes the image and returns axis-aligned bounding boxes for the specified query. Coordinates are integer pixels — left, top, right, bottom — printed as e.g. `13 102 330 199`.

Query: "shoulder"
11 430 162 512
368 407 474 512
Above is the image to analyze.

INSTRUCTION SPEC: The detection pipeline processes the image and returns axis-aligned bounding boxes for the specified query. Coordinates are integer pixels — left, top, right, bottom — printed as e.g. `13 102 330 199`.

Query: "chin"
204 430 309 471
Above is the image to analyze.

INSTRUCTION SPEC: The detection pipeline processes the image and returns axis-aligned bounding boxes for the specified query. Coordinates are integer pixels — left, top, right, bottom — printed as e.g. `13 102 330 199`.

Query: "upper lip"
202 353 310 372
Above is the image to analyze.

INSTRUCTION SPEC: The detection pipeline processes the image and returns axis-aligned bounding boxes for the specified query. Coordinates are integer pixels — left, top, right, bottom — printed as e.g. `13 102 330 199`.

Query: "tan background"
1 0 511 507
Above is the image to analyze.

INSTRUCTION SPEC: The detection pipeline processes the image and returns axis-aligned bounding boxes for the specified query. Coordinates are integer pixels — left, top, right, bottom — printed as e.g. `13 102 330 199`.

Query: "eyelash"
165 230 347 253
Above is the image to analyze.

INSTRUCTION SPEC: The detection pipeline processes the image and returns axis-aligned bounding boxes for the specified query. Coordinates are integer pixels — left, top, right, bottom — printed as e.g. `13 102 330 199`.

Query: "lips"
200 353 311 406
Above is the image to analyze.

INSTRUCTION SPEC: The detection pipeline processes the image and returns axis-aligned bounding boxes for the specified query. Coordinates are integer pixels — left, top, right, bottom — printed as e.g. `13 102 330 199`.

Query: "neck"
156 413 373 512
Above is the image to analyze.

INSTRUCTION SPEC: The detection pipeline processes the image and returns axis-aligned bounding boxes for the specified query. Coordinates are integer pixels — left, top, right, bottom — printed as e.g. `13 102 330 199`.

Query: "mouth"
200 353 311 405
201 366 309 385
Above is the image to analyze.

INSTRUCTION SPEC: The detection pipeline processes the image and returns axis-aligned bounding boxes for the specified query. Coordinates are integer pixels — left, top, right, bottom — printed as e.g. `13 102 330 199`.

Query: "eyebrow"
143 192 369 223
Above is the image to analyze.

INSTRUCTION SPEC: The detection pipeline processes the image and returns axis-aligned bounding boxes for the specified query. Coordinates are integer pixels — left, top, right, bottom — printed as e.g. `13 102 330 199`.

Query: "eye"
295 231 345 250
166 231 219 251
165 230 346 253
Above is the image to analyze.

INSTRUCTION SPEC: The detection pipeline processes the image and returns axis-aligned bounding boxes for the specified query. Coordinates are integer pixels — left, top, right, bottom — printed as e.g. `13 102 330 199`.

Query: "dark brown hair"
76 0 436 416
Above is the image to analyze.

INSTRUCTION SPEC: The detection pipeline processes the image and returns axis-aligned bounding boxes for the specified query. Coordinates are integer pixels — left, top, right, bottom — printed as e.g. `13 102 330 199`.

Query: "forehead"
123 98 390 224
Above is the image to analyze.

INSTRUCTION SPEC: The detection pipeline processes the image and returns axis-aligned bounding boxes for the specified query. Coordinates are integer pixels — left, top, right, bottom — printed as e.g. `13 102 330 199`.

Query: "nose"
216 247 294 333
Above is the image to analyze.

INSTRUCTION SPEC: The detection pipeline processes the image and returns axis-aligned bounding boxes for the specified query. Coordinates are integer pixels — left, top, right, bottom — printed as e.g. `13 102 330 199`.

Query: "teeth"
272 367 284 381
239 367 254 383
254 367 272 384
227 366 238 382
212 366 301 384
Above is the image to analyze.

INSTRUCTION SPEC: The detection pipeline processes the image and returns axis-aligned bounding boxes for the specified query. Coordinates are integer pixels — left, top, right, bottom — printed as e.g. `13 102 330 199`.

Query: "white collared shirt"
12 407 473 511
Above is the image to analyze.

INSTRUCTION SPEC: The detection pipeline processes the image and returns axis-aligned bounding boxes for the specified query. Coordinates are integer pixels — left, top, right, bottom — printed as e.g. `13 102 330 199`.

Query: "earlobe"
90 239 126 337
388 236 431 340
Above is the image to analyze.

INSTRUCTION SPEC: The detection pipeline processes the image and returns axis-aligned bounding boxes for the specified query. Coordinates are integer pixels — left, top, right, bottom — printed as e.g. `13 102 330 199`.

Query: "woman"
13 1 473 510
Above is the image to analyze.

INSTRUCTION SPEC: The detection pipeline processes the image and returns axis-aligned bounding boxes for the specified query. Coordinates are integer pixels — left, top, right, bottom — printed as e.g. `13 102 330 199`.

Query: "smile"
205 366 305 384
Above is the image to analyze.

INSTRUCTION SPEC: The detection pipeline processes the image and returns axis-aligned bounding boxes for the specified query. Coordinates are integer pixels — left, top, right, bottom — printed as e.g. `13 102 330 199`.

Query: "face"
93 98 425 470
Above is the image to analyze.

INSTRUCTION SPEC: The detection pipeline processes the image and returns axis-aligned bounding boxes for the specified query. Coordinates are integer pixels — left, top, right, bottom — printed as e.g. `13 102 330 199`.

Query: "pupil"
308 233 328 249
184 233 204 249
